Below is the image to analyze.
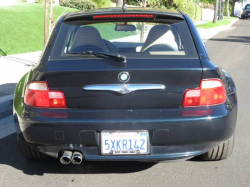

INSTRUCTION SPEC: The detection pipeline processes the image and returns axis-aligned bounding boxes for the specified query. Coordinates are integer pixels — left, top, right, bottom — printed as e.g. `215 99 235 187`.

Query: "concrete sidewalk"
197 18 239 42
0 17 239 119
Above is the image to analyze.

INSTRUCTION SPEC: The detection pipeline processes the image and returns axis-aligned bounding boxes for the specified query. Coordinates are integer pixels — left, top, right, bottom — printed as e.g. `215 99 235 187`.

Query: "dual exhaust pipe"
60 151 83 165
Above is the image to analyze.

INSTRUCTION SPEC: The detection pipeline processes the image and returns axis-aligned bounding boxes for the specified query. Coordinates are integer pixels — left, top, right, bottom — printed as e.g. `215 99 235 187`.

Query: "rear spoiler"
63 13 184 22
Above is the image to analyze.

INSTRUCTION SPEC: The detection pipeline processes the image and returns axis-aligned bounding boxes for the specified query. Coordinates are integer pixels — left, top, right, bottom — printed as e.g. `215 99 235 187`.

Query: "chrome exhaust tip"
60 151 73 164
71 151 83 165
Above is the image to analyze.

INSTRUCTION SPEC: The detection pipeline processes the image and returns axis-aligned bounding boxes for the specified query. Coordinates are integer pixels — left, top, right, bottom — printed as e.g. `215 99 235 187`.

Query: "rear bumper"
14 93 237 161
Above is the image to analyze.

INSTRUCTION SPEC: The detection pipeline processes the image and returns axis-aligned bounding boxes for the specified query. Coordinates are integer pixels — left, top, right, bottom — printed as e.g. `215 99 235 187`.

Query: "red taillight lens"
93 14 154 19
24 82 66 108
183 79 226 107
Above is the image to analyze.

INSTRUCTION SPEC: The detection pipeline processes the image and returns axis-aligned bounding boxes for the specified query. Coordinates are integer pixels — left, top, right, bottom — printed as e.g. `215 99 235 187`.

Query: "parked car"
14 7 237 164
241 4 250 19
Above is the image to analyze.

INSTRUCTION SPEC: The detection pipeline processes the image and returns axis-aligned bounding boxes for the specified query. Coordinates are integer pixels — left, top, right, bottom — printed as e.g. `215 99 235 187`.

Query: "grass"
0 3 77 56
0 3 137 56
224 16 238 20
196 17 237 29
92 24 136 40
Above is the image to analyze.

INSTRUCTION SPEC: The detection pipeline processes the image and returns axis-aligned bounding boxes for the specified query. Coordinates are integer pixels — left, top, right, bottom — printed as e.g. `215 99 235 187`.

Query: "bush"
127 0 140 6
92 0 111 8
60 0 96 10
35 0 45 3
223 3 232 16
194 4 202 21
177 2 202 21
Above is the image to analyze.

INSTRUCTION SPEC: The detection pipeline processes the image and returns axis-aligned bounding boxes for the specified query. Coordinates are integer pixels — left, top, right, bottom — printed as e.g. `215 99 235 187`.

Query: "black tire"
241 15 245 19
201 133 235 161
17 136 48 160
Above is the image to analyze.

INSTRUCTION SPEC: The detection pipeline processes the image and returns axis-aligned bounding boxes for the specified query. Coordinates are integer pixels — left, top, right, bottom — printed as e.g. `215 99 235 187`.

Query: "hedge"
177 2 202 21
60 0 96 10
223 3 232 16
92 0 111 8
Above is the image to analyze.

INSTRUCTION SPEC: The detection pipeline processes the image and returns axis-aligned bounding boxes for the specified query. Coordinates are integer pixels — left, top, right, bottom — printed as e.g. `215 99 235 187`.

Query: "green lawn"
0 3 138 56
0 3 77 56
92 24 137 40
196 17 238 29
224 16 238 20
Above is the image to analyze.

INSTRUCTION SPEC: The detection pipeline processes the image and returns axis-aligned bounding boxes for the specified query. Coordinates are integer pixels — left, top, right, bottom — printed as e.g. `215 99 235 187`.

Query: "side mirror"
115 25 136 32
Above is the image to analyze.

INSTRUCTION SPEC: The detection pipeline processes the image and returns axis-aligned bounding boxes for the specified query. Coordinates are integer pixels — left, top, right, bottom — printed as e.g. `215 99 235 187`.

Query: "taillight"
183 79 226 107
24 82 66 108
93 14 154 19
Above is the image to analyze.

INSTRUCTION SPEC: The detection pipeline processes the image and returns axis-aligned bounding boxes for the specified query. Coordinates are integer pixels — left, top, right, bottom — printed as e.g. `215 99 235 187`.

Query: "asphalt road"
1 19 250 187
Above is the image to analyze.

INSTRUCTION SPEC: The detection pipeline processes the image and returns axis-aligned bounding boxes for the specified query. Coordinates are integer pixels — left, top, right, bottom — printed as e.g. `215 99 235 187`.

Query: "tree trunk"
231 0 237 16
213 0 219 23
49 0 53 36
117 0 123 7
44 0 48 44
218 0 221 20
221 0 225 20
227 0 230 17
140 0 147 42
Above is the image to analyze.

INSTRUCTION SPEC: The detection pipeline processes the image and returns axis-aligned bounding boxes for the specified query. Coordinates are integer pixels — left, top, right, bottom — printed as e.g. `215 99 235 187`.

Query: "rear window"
245 5 250 9
51 19 198 60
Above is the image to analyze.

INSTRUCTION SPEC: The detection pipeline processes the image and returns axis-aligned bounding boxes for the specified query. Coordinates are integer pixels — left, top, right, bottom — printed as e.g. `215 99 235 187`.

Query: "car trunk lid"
45 58 202 109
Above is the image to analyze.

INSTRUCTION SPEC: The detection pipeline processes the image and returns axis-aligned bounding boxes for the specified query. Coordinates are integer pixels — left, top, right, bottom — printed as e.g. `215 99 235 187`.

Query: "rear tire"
201 133 235 161
17 136 48 160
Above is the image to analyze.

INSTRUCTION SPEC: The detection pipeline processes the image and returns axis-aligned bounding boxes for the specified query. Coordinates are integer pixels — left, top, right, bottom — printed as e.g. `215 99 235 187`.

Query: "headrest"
70 26 108 52
141 25 171 52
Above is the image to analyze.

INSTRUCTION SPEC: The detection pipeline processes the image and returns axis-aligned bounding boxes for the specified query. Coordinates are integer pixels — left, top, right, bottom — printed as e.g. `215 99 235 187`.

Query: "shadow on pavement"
209 36 250 44
0 134 155 176
0 83 16 97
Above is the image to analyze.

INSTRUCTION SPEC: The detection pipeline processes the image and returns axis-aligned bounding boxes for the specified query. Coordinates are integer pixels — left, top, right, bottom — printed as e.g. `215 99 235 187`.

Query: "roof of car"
64 7 184 21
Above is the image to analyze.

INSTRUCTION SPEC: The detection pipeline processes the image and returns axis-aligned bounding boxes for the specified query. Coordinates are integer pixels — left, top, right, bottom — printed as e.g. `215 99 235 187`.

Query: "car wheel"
241 15 245 19
17 136 48 160
200 133 235 161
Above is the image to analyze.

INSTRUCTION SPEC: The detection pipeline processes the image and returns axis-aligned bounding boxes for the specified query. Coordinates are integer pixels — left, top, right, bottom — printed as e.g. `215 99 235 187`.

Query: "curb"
0 94 14 119
198 18 239 42
228 17 239 27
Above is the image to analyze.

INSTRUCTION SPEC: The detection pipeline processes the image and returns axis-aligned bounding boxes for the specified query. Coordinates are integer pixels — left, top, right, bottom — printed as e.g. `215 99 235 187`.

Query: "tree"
226 0 230 17
116 0 123 7
221 0 226 20
136 0 147 42
44 0 48 44
213 0 219 23
44 0 54 44
230 0 237 16
49 0 54 36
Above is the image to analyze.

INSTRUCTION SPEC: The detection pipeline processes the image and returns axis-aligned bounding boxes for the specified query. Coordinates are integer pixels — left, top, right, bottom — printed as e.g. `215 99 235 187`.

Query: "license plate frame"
100 130 150 155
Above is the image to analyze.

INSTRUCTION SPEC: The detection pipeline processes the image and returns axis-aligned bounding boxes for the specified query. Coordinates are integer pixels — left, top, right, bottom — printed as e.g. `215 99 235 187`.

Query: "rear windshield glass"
245 5 250 9
51 20 198 59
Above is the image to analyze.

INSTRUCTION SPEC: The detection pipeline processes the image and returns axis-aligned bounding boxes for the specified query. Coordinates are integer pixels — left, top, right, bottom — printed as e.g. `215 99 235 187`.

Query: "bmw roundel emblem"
118 71 130 83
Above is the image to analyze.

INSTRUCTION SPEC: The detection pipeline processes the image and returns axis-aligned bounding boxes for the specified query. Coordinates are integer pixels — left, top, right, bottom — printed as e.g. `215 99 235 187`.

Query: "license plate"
101 131 149 155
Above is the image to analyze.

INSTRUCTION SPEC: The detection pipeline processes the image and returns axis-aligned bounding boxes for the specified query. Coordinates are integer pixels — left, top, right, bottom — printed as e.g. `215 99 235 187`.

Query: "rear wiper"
67 51 126 64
